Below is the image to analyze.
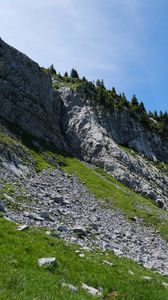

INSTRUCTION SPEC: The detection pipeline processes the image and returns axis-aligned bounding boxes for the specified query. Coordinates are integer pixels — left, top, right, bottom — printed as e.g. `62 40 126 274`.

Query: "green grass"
59 156 168 240
0 216 168 300
153 162 168 176
29 149 56 172
118 144 137 158
52 74 83 90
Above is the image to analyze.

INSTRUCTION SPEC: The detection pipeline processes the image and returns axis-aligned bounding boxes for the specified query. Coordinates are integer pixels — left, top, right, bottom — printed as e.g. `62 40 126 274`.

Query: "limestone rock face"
0 38 167 208
59 88 168 208
0 38 65 149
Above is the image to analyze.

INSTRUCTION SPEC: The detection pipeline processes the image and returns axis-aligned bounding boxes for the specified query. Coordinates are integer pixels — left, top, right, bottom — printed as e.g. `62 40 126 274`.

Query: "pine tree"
70 68 79 78
139 101 146 113
49 64 56 75
131 95 139 106
57 72 62 79
111 87 117 98
96 79 101 87
100 79 104 88
64 71 68 77
153 110 158 120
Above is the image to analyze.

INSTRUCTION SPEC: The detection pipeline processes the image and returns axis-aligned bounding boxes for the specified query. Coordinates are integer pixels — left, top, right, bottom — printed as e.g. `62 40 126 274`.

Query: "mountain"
0 37 167 209
0 38 168 299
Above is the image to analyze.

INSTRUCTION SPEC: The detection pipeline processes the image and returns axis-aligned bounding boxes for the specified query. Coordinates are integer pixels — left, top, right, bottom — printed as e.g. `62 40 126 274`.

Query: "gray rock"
113 249 123 256
0 38 66 153
38 257 56 267
29 213 44 221
62 283 78 293
3 216 12 222
40 211 50 219
17 224 29 231
142 276 152 281
0 200 5 212
79 253 85 258
52 194 65 205
3 194 13 202
72 226 87 237
156 198 165 209
128 270 135 275
81 283 102 296
46 231 60 238
162 282 168 288
103 260 114 266
89 223 99 231
57 225 69 232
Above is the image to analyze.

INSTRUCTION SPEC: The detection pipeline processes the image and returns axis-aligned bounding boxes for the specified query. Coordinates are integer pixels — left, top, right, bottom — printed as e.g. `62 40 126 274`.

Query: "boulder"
38 257 56 267
17 224 29 231
72 226 87 237
81 283 102 296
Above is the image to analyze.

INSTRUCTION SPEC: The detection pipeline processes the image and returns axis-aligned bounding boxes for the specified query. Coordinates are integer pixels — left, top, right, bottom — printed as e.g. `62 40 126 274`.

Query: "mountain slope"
1 217 168 300
0 38 167 209
1 122 168 274
0 39 168 299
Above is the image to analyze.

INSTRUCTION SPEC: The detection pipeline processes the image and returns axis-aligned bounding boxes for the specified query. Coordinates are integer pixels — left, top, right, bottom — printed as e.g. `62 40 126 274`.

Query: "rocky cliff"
59 88 168 209
0 38 65 149
0 38 167 208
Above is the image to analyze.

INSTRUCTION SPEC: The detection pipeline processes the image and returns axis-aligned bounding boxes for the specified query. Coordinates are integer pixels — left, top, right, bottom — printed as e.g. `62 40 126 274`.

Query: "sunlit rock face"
59 88 168 208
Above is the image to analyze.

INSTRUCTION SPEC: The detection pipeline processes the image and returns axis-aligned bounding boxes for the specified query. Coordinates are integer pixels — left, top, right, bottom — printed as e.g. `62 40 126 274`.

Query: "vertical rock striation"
0 38 65 149
59 88 168 208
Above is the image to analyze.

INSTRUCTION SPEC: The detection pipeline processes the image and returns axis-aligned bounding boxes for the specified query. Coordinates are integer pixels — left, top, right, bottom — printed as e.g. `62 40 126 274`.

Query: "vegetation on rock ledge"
43 66 168 139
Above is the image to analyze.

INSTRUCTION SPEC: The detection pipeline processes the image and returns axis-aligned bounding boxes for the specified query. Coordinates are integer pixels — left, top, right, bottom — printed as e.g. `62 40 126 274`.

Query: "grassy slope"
0 216 168 300
59 156 168 240
1 130 168 240
1 124 168 298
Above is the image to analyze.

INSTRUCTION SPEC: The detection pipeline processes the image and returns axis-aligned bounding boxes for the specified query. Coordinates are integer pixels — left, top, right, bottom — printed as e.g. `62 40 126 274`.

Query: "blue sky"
0 0 168 113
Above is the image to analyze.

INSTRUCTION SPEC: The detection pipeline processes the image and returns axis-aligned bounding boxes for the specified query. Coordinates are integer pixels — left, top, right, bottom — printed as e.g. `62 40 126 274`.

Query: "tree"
111 87 116 94
96 79 101 87
97 86 107 104
111 87 117 98
139 113 150 129
138 101 146 113
100 79 105 89
148 110 153 117
96 79 105 88
153 110 158 120
64 71 68 77
49 64 56 75
70 68 79 78
131 94 139 106
57 72 62 78
119 93 129 108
